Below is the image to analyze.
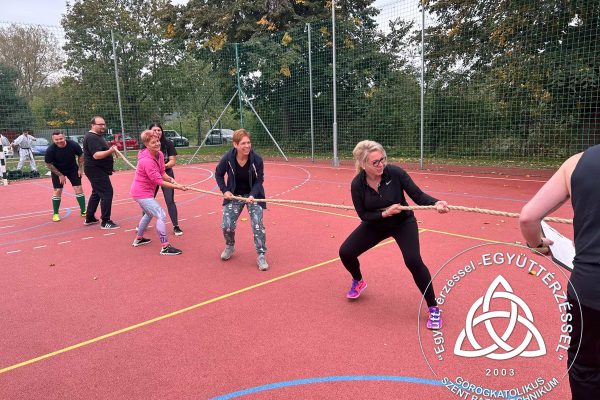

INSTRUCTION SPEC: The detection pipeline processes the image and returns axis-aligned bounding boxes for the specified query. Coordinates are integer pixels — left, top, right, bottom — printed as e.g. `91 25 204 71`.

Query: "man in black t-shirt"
82 116 119 229
45 131 87 222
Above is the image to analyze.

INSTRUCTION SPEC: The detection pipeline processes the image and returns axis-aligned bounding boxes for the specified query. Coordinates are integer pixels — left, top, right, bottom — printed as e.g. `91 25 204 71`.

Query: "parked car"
31 137 50 156
205 129 234 145
162 130 189 147
106 133 139 150
67 135 86 149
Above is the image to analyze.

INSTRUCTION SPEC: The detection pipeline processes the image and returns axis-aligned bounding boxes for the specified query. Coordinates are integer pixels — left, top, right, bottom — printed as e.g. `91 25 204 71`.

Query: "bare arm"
165 155 176 169
519 153 580 248
45 163 62 177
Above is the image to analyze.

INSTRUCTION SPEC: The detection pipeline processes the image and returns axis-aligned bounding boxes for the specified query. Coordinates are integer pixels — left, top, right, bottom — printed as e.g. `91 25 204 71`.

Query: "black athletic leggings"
339 218 437 307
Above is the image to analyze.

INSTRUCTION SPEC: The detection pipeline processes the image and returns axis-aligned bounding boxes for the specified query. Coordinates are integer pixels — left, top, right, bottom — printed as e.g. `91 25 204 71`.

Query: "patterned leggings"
136 198 169 246
222 199 266 254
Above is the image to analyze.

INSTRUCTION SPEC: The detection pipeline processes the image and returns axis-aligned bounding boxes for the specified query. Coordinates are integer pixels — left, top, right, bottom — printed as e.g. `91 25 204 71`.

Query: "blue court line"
0 208 72 239
209 375 444 399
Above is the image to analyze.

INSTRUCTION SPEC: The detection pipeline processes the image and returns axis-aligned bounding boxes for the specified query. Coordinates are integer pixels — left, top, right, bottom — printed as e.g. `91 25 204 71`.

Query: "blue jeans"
222 199 266 255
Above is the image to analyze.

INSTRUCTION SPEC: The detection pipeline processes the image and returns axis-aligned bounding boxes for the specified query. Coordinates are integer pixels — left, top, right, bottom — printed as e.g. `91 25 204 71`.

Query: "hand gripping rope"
112 148 572 225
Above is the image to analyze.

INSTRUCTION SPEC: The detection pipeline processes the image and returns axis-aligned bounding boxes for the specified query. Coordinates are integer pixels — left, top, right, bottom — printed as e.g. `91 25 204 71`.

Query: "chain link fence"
1 0 599 181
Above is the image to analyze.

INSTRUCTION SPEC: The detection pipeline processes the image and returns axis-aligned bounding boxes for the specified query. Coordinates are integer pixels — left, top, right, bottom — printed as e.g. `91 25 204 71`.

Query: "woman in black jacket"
339 140 449 330
215 129 268 271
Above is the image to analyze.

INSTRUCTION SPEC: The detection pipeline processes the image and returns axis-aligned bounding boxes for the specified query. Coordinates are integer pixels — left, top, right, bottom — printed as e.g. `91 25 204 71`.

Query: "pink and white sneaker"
346 279 367 299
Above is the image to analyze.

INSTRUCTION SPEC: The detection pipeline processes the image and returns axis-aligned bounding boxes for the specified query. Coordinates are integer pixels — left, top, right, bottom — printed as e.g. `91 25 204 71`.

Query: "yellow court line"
272 202 359 219
1 239 390 375
420 228 511 244
1 227 500 375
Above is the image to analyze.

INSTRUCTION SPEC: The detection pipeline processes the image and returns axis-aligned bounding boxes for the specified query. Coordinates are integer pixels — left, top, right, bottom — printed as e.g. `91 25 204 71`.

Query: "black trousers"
568 295 600 400
153 168 178 226
339 218 437 307
85 167 114 222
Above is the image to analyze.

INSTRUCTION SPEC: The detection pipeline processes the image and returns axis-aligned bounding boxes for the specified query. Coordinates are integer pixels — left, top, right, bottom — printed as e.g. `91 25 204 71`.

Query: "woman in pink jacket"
131 130 187 255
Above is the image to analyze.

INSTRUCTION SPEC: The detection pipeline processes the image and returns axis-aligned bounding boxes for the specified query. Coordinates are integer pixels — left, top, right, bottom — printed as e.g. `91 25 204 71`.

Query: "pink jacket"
130 149 165 199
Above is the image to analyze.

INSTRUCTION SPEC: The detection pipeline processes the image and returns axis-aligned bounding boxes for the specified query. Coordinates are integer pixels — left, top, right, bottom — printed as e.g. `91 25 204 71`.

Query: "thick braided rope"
184 186 573 224
115 153 571 224
114 148 136 170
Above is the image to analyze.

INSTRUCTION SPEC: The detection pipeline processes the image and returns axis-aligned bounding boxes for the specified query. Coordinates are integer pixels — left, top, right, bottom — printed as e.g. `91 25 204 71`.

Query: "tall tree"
0 63 34 129
0 24 63 99
61 0 208 131
422 0 600 149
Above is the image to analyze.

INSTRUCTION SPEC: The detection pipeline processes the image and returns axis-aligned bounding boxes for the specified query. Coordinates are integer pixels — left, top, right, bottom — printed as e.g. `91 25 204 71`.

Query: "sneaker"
84 217 99 226
100 220 120 229
346 279 367 299
80 210 87 217
132 237 152 247
257 254 269 271
173 226 183 236
220 245 234 261
427 306 442 330
160 244 182 256
52 214 60 222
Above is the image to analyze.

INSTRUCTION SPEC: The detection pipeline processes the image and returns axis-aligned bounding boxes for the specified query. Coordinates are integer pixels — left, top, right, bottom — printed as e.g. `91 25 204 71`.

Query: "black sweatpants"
339 218 437 307
85 167 114 222
153 168 178 227
568 295 600 400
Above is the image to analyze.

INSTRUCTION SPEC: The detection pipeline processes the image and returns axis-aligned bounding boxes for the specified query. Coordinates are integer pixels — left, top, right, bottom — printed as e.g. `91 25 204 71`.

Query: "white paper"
541 221 575 271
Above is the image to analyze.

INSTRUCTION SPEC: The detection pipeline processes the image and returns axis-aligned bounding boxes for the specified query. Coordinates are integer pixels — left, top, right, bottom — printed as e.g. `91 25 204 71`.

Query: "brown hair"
232 129 251 144
352 140 387 174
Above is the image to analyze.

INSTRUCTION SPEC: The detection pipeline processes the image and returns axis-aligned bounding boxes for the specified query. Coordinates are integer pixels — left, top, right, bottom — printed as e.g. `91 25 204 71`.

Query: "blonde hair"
140 129 159 145
233 128 251 144
352 140 386 174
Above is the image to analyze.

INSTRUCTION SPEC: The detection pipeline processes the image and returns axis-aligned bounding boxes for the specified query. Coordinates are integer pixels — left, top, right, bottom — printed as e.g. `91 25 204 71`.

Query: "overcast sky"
1 0 396 27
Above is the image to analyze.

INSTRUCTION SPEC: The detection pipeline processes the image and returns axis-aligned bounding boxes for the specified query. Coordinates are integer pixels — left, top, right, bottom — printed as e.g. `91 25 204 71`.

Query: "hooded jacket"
130 148 165 199
215 148 266 209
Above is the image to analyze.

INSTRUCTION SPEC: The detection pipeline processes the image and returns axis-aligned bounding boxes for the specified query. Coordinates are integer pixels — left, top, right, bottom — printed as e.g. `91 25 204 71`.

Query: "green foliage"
0 63 33 129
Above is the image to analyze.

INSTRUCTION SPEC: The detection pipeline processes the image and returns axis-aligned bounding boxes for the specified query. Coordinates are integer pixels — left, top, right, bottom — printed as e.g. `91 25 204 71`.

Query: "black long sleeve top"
350 165 439 229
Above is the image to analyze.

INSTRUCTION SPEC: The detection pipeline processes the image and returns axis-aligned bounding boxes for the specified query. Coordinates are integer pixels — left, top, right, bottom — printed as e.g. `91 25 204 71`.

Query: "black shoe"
100 220 120 229
132 237 152 247
160 244 182 255
173 226 183 236
84 217 99 226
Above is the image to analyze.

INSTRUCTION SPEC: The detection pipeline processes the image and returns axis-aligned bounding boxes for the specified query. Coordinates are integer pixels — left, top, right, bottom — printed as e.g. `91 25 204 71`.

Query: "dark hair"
148 122 166 145
51 131 64 136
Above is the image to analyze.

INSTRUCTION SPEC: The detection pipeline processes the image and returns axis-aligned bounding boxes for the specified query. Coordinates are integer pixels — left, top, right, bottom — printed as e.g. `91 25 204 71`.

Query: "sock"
52 196 61 214
76 193 86 212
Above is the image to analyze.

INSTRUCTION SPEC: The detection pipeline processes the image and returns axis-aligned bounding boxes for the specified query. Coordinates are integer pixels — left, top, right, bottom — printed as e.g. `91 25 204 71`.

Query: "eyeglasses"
93 123 106 126
370 156 387 167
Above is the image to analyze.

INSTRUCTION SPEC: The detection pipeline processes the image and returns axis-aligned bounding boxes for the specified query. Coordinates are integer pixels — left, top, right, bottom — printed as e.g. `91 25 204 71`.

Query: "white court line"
103 233 116 236
6 250 21 254
207 211 215 215
81 237 94 240
179 218 187 221
0 225 15 229
125 228 136 232
33 245 47 249
193 215 201 218
58 241 71 245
